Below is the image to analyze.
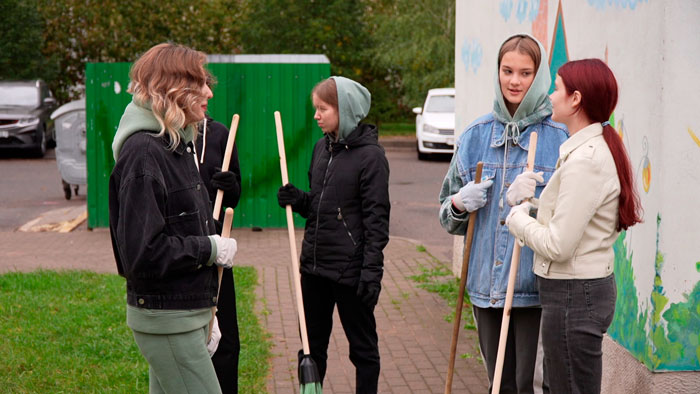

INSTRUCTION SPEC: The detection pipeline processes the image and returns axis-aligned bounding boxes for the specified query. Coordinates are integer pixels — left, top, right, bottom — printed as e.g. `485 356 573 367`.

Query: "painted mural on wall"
543 0 700 371
608 216 700 371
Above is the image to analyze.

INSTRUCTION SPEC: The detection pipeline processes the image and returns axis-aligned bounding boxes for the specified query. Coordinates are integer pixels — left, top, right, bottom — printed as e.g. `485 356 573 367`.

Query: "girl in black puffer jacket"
277 76 390 394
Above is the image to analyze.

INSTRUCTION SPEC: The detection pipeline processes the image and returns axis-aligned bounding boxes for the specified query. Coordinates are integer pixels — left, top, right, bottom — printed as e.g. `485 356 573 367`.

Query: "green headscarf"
330 76 371 142
492 33 552 146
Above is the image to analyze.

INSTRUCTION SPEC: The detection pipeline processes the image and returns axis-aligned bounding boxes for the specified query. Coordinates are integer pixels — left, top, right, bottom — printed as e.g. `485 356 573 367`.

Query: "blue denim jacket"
439 113 568 308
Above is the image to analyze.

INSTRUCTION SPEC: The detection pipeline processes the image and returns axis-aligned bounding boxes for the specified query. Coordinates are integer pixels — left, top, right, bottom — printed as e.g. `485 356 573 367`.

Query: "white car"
412 88 455 160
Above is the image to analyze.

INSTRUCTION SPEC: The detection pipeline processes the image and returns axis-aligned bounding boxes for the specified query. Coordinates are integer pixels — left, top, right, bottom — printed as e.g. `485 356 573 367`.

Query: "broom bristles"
299 382 322 394
299 355 322 393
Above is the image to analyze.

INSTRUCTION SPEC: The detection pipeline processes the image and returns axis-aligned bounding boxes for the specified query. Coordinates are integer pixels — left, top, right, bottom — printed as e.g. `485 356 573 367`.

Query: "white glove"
506 171 544 206
452 179 494 212
210 235 237 268
206 316 222 357
506 201 533 227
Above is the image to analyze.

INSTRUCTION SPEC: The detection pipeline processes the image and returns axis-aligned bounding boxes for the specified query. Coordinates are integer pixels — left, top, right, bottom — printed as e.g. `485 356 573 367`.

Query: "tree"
0 0 52 80
36 0 245 102
367 0 455 110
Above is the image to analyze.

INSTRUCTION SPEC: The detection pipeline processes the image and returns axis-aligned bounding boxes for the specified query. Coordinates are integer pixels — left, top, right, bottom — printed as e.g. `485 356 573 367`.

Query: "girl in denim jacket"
439 34 568 393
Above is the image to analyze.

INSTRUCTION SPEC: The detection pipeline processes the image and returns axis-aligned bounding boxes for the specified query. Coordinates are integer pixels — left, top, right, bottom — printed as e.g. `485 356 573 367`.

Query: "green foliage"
11 0 454 123
368 0 455 110
36 0 245 102
0 269 270 392
0 0 51 81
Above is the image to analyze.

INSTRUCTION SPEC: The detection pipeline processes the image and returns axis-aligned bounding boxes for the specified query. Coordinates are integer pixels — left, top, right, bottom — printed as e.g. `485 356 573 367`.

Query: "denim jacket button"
495 261 502 266
500 219 505 225
186 147 192 153
138 298 145 305
490 299 497 304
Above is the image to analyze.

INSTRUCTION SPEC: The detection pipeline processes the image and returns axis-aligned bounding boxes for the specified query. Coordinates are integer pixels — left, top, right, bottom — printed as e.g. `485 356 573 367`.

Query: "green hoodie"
492 33 552 146
330 76 371 142
111 99 196 160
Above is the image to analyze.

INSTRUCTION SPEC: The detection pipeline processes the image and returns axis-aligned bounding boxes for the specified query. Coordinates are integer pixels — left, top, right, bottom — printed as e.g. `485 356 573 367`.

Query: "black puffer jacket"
293 123 390 287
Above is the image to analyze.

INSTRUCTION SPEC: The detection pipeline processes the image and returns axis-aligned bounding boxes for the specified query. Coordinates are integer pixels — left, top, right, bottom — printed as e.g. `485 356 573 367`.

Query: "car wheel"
33 127 47 158
416 141 429 161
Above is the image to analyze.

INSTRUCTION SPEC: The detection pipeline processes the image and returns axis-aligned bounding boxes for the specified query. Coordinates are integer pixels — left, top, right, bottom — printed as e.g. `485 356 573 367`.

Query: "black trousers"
300 273 380 394
472 306 545 394
212 268 240 393
538 275 616 394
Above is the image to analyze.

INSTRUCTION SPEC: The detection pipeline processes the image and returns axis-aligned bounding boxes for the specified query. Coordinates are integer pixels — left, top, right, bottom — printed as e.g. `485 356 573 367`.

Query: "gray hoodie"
330 76 371 141
111 99 196 160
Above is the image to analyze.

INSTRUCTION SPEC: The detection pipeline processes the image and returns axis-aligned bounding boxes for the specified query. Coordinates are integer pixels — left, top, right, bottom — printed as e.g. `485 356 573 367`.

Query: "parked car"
0 80 57 157
413 88 455 160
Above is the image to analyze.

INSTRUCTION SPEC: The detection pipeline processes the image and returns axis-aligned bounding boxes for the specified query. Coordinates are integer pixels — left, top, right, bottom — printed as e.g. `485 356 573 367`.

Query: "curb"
378 136 415 149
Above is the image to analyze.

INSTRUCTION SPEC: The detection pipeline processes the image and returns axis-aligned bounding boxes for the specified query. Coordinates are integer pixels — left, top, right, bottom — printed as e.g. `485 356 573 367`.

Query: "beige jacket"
508 123 620 279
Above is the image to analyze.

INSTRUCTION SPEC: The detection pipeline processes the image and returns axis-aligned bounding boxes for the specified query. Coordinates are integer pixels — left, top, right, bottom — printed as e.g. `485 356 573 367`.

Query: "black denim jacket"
109 131 218 309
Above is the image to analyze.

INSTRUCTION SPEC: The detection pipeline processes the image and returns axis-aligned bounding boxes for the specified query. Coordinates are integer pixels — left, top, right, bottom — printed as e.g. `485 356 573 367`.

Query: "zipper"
313 148 333 271
337 207 357 246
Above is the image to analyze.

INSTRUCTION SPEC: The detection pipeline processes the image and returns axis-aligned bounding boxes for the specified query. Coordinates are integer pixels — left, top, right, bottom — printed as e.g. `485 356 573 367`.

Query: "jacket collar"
558 123 603 162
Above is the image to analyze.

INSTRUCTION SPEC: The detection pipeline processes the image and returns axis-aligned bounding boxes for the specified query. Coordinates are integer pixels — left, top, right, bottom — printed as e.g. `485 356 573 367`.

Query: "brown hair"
128 43 211 150
311 78 338 110
498 35 541 69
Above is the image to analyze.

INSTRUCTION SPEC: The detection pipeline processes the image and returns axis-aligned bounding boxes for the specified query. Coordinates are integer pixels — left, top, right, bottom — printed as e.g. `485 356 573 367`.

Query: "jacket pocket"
337 207 357 246
164 210 201 237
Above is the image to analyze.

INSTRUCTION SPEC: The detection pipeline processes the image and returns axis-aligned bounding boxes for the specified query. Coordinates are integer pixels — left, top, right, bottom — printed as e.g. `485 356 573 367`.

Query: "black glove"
357 280 381 308
211 170 239 194
213 218 223 235
277 183 305 209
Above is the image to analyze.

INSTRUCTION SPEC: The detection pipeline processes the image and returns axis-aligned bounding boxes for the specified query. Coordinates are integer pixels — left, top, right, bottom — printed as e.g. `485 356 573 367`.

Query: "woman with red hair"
506 58 642 393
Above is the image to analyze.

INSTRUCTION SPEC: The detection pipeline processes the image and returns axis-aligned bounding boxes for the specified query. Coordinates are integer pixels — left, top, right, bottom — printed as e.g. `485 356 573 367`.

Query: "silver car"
0 80 57 157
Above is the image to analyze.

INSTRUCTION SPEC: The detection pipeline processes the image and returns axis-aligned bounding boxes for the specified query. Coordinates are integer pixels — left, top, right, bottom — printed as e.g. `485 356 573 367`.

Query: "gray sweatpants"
132 325 221 394
472 306 546 394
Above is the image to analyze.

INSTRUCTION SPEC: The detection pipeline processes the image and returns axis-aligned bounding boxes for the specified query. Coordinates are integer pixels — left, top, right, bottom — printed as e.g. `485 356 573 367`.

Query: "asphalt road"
0 148 87 231
0 146 453 260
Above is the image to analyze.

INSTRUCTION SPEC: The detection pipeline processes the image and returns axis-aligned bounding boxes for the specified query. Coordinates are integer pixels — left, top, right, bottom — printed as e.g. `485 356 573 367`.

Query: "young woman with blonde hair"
109 43 237 394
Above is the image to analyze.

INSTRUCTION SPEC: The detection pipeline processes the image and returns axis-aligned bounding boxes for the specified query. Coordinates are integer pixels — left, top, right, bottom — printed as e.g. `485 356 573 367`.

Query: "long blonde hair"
128 43 211 150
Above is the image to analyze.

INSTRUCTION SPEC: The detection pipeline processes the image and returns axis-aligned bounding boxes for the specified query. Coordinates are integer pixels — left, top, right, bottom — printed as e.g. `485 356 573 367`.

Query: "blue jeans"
537 275 616 394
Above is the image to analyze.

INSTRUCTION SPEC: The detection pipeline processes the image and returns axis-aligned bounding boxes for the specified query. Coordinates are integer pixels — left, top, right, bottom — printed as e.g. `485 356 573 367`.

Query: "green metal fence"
86 55 330 228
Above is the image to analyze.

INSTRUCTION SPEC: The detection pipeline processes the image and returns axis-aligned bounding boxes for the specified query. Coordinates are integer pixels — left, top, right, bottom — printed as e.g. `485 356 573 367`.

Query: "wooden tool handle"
208 208 234 343
492 132 538 394
275 111 312 355
445 162 483 394
213 114 240 221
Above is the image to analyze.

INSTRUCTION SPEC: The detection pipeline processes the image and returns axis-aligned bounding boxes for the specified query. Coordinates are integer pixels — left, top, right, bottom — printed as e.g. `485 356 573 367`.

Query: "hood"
330 76 371 142
111 99 195 160
492 33 552 139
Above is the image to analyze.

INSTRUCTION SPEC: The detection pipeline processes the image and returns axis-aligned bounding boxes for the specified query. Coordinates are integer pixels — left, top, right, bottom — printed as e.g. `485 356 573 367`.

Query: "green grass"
409 251 476 330
0 268 270 393
379 122 414 136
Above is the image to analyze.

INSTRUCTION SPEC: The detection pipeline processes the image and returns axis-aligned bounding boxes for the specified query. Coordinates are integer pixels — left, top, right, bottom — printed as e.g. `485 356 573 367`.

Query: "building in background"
455 1 700 392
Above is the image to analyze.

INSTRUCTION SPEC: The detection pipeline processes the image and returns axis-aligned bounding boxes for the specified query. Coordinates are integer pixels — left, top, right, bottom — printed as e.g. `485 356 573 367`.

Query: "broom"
208 114 239 343
274 111 322 394
444 162 483 394
492 132 538 394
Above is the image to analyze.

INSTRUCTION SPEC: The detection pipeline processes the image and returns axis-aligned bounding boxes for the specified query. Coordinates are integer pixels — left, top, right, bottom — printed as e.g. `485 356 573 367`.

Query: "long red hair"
557 59 642 231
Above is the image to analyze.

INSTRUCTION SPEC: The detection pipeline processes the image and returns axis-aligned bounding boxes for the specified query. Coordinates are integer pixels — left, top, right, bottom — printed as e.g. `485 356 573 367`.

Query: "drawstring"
503 121 521 145
200 117 208 164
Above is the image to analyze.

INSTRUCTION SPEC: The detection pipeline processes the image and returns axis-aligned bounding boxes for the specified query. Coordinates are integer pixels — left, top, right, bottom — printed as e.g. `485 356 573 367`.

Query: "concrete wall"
455 0 700 389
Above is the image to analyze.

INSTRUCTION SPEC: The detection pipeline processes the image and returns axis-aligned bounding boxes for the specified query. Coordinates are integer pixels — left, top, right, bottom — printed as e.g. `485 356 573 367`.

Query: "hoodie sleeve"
358 146 391 283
